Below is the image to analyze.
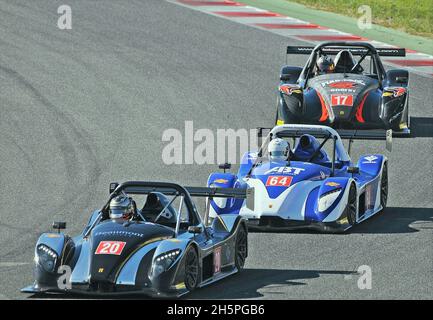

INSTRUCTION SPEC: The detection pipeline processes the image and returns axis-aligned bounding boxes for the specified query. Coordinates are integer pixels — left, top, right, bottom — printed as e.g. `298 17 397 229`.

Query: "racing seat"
334 50 361 73
292 134 330 164
141 192 177 226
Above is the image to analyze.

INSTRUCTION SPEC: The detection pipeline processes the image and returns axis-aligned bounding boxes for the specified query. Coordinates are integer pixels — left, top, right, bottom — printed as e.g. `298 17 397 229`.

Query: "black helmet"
316 55 335 74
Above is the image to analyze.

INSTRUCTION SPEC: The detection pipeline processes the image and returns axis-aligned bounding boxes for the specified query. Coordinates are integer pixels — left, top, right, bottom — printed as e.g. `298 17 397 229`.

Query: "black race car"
22 181 248 297
276 42 410 135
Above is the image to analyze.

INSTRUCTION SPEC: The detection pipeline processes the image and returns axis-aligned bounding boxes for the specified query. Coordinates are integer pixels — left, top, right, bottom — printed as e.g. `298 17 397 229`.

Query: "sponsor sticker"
175 282 186 290
214 179 228 184
325 182 340 187
320 171 327 179
383 87 406 98
265 166 305 175
168 239 181 243
266 176 293 187
365 184 374 210
46 233 61 238
321 79 366 87
331 94 353 106
279 84 302 95
94 231 144 238
95 241 126 255
214 246 222 274
362 155 378 164
329 81 357 89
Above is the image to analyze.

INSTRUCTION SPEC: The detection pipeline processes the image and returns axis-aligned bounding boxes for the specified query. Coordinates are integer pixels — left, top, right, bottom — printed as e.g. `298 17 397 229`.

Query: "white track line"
0 262 30 267
169 0 433 78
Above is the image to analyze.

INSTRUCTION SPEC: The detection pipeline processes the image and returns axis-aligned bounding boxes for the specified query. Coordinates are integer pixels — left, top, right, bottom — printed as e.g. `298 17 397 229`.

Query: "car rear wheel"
346 184 357 227
380 162 388 209
235 225 247 272
184 246 199 291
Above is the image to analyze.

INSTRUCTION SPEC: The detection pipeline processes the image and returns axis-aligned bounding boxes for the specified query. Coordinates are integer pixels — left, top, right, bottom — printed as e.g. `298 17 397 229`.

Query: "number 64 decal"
266 176 293 187
95 241 126 255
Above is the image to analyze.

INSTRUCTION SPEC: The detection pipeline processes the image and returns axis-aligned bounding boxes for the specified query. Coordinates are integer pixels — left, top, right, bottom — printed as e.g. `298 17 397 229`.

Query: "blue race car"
207 124 391 232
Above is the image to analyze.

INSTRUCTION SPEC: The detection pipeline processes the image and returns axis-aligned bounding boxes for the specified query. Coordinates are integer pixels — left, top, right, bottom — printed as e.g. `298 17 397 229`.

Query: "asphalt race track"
0 0 432 299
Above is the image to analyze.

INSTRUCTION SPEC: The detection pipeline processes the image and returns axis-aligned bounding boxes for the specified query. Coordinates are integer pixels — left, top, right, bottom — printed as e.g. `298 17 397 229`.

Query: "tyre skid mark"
0 64 102 257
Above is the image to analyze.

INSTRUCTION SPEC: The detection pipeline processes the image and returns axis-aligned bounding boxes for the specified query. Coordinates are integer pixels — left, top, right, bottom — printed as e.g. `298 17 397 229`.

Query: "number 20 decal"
95 241 126 255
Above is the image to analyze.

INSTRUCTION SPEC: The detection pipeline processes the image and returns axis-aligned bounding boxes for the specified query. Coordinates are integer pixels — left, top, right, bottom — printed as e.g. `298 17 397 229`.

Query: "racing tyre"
184 246 199 291
234 225 247 272
380 162 388 209
346 184 357 227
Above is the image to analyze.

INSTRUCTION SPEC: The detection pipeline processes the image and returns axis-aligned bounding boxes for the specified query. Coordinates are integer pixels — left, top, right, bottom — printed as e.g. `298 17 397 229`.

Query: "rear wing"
338 129 392 152
186 187 247 199
106 181 248 233
256 127 392 151
110 183 247 199
286 46 406 57
337 129 391 140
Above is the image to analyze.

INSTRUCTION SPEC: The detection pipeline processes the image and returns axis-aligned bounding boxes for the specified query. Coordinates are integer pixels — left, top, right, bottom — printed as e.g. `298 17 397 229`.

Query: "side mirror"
188 226 203 234
347 167 360 174
279 66 302 83
52 221 66 233
396 76 408 84
385 69 408 87
109 182 119 194
280 74 291 81
218 163 231 173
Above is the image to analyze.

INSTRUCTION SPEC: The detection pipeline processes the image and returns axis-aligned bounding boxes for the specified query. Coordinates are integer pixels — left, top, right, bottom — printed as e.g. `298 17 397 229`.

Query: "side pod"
358 154 385 176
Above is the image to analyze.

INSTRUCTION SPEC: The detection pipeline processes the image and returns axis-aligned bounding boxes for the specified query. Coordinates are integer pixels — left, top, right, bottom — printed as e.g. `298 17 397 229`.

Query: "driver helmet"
268 138 290 161
109 195 134 220
316 55 335 75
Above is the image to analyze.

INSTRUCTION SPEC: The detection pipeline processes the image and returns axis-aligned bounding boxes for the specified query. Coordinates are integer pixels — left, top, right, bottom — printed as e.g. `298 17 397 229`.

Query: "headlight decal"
318 188 343 212
151 249 181 277
36 244 58 273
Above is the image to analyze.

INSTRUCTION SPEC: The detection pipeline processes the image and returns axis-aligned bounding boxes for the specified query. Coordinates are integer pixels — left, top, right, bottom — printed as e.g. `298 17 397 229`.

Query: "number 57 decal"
95 241 126 255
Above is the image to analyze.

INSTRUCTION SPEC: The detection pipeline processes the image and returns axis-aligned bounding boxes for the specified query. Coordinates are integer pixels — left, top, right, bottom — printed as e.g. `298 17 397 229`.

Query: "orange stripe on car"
356 92 370 123
316 91 329 122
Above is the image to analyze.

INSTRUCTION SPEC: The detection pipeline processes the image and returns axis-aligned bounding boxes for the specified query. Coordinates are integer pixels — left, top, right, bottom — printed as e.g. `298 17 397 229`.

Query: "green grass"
288 0 433 38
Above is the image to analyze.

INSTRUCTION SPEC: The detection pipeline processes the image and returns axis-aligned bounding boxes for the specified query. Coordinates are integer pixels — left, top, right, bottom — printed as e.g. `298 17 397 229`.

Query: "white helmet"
268 138 290 161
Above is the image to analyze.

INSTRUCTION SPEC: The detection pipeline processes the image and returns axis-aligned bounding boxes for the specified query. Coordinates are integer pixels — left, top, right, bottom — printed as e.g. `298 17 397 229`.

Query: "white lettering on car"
362 155 378 164
264 167 306 175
